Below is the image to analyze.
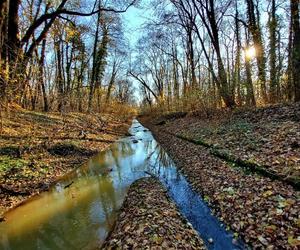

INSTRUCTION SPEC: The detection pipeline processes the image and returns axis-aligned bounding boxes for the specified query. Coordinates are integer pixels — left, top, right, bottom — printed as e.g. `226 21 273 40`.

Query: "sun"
245 46 256 60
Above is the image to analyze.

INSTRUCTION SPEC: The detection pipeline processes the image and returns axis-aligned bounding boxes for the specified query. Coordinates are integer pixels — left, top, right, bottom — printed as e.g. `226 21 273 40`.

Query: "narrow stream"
0 120 245 250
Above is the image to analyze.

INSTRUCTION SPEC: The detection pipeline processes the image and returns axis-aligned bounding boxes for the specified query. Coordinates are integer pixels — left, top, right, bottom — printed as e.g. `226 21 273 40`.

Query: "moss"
175 133 300 190
0 156 28 173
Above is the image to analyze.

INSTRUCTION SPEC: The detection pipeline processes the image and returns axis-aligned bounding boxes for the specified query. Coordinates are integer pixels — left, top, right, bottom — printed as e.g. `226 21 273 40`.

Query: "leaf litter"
102 177 206 249
0 110 132 216
141 105 300 248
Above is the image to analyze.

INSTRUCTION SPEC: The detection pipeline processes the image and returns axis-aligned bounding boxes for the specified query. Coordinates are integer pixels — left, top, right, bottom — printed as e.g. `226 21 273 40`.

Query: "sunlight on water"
0 120 245 250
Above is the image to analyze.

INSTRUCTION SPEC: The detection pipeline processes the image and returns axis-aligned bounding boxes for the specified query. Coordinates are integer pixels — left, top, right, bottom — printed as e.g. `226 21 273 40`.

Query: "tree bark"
245 30 256 106
106 60 117 104
269 0 278 103
88 13 100 112
191 0 235 107
234 2 242 105
0 0 7 62
291 0 300 102
7 0 21 65
245 0 267 102
55 40 64 112
39 38 48 112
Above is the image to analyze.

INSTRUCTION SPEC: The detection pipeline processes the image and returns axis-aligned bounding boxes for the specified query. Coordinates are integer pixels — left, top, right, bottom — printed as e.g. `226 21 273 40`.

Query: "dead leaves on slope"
102 178 206 250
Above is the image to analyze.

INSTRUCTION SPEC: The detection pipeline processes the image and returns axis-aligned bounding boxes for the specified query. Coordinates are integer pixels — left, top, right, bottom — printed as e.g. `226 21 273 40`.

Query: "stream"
0 120 245 250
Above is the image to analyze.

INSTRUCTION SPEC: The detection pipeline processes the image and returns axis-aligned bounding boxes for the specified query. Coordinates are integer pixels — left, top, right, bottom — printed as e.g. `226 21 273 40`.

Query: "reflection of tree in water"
145 143 180 183
70 141 135 180
97 176 117 228
28 128 178 250
118 142 135 158
35 174 118 249
34 226 74 250
33 230 64 250
34 208 111 250
19 210 82 250
87 151 112 176
144 140 156 155
111 142 135 181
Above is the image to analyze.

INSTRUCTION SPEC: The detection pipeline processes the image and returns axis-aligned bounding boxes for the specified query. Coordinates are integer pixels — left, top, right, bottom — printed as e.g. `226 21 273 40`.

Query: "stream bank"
0 110 132 216
0 119 245 250
102 177 206 249
140 112 300 249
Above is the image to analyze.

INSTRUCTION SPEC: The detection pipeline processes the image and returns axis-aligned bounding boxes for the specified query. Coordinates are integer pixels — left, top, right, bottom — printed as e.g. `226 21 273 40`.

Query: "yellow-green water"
0 120 245 250
0 120 151 249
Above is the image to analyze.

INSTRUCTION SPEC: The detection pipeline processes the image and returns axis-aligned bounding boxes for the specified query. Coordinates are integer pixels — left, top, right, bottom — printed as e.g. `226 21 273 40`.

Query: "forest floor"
102 177 206 249
140 102 300 248
0 108 132 217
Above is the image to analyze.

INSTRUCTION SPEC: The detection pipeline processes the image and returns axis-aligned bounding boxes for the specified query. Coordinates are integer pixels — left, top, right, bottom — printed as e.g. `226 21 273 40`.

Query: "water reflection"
0 120 245 250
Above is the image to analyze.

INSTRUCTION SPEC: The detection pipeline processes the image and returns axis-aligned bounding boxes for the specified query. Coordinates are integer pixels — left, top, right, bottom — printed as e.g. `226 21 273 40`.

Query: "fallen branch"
64 181 74 189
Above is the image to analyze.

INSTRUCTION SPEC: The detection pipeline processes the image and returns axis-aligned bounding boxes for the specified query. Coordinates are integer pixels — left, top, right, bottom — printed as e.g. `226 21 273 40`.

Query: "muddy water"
0 120 245 250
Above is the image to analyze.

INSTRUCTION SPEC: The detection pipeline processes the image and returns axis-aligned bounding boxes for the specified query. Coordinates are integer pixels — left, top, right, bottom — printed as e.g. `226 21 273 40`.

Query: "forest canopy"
133 0 300 111
0 0 137 112
0 0 300 113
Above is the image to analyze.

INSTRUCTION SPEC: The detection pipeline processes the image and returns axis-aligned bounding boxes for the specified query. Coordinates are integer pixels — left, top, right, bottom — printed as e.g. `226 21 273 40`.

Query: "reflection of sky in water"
0 120 245 250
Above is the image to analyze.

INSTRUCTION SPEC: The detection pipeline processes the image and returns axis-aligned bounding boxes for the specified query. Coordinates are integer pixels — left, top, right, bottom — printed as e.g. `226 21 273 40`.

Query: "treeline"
0 0 137 113
134 0 300 111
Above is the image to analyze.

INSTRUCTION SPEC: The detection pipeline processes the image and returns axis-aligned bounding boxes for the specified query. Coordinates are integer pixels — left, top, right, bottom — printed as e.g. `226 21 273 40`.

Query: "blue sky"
120 4 153 102
122 3 152 48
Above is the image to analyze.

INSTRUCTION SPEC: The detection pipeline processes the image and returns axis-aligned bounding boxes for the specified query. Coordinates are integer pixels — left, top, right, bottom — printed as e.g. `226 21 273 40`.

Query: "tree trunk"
172 42 179 102
193 0 236 107
0 0 7 103
40 38 48 112
234 3 242 105
287 11 294 101
245 29 256 106
88 4 102 112
291 0 300 102
187 28 197 89
246 0 267 102
269 0 278 103
55 40 64 112
7 0 21 65
0 0 7 63
106 60 117 104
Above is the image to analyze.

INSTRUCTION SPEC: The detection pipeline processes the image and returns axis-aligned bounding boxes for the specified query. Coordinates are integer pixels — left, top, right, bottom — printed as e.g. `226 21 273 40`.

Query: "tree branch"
128 71 158 100
21 0 137 45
